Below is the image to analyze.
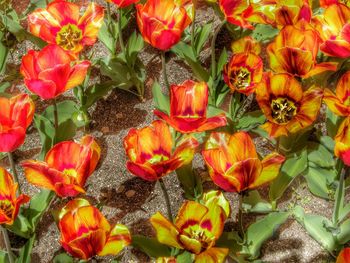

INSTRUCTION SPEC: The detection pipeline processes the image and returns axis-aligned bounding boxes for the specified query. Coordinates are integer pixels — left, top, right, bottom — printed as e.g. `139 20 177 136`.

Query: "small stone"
117 185 125 193
125 189 136 198
101 126 110 133
116 113 123 119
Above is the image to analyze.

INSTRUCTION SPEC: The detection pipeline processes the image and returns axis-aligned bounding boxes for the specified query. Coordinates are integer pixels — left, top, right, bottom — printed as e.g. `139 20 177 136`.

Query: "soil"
0 0 341 262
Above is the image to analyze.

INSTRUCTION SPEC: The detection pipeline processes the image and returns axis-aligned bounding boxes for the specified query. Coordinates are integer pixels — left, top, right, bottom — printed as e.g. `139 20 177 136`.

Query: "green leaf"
242 190 272 213
24 189 55 231
216 48 228 77
319 135 335 153
85 81 116 109
307 142 335 168
53 253 74 263
252 24 279 43
0 32 9 75
15 234 36 263
235 111 266 131
194 23 212 56
98 20 117 54
152 81 170 115
131 235 172 258
33 114 55 160
0 251 9 263
294 206 336 252
337 218 350 244
25 0 51 14
176 251 193 263
99 58 134 89
243 212 289 259
269 149 308 202
304 166 336 199
126 32 144 66
326 108 343 138
176 163 203 200
42 100 78 123
6 213 32 238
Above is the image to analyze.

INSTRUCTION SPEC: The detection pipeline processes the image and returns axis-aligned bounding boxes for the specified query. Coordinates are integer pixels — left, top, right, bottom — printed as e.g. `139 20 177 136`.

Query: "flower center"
56 24 83 51
63 168 78 178
148 154 169 164
230 67 251 90
188 228 213 249
271 97 297 124
0 200 13 218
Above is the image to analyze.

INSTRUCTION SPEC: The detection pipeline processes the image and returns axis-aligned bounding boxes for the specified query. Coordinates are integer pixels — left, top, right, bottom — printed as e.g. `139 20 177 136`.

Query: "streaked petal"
98 224 131 256
195 247 229 263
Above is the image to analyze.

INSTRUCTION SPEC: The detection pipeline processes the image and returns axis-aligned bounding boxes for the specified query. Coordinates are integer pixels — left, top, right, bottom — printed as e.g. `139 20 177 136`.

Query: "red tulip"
107 0 139 8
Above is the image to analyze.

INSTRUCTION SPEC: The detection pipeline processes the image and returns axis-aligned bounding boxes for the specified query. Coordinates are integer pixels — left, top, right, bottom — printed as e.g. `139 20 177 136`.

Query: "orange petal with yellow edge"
323 89 350 116
175 201 208 231
335 117 350 166
194 247 229 263
98 224 131 256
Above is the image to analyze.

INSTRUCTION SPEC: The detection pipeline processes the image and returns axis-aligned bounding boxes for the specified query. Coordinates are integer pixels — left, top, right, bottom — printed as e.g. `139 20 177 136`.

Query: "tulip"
231 36 261 55
0 94 35 153
223 52 263 94
256 73 323 137
136 0 192 50
335 117 350 166
0 167 30 225
21 135 100 197
20 45 90 100
154 81 227 133
219 0 253 29
202 132 285 192
150 196 230 262
59 198 131 260
324 71 350 116
313 3 350 58
336 248 350 263
267 21 337 77
124 120 199 181
107 0 139 8
28 0 104 53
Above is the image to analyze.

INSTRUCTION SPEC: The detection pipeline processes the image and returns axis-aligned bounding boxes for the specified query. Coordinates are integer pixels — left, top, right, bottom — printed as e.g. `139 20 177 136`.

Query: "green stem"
237 193 245 240
161 51 170 91
159 178 173 221
333 166 348 226
1 226 14 263
7 152 20 194
191 10 196 56
118 8 125 54
211 21 225 78
53 99 59 142
106 2 116 56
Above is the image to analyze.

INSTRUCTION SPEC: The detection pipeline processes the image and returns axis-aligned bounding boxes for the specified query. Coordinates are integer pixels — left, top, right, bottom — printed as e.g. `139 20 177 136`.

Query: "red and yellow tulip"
0 167 30 225
150 194 230 263
256 73 323 137
335 117 350 166
20 44 90 100
21 135 100 197
0 94 35 153
154 81 227 133
28 0 104 53
123 120 199 181
313 3 350 58
219 0 253 29
223 52 263 95
320 0 350 7
324 71 350 116
59 198 131 260
231 36 261 55
267 21 337 78
202 132 285 192
107 0 139 8
336 248 350 263
136 0 192 50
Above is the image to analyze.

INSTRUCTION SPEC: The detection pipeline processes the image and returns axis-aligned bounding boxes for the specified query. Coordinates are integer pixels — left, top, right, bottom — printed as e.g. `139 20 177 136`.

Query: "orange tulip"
202 132 285 192
256 73 323 137
335 117 350 166
231 36 261 55
336 248 350 263
0 167 30 225
21 135 100 197
107 0 139 8
59 198 131 260
267 21 337 78
20 44 90 100
223 53 263 95
136 0 192 50
219 0 253 29
324 71 350 116
28 0 104 53
154 81 227 133
0 94 35 153
150 194 230 262
313 3 350 58
124 120 199 181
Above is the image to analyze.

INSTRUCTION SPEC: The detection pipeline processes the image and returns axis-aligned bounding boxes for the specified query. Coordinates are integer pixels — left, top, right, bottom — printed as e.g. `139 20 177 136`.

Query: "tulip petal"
304 62 338 78
66 61 90 91
150 212 182 249
126 161 158 181
98 224 131 256
78 3 104 46
24 79 57 100
179 234 202 254
321 39 350 58
36 44 72 70
194 247 229 263
0 127 25 153
336 248 350 263
335 117 350 166
38 63 71 95
323 89 350 116
47 0 80 25
175 201 208 231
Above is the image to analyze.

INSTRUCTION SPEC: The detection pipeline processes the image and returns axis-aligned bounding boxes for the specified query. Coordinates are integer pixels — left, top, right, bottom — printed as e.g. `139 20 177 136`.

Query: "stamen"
271 97 297 124
56 24 83 51
229 67 251 90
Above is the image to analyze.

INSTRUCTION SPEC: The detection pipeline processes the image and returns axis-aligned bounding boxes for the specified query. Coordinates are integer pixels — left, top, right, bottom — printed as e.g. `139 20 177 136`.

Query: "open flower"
267 21 337 78
335 117 350 165
202 132 285 192
0 94 35 153
154 81 227 133
256 73 323 137
21 135 101 197
107 0 139 8
28 0 104 53
324 71 350 116
231 36 261 55
219 0 253 29
136 0 192 50
59 198 131 260
150 197 229 262
20 45 90 100
124 120 198 181
223 53 263 95
320 0 350 8
336 248 350 263
0 167 30 225
313 3 350 58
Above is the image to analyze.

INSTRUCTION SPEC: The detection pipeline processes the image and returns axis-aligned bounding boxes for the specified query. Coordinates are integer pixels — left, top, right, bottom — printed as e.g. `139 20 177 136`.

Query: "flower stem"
1 226 14 263
53 99 59 142
118 8 125 54
211 21 225 78
159 178 173 221
333 166 348 226
161 51 170 91
191 10 196 56
238 193 245 240
7 152 20 194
